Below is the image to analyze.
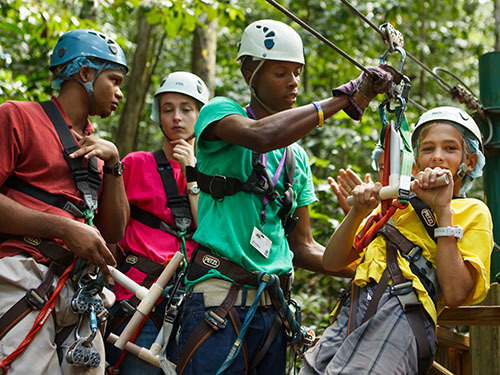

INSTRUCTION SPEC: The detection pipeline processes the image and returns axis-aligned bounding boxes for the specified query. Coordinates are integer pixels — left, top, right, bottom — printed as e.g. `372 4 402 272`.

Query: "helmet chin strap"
454 162 469 181
78 64 107 115
453 149 469 182
248 59 278 115
160 125 195 143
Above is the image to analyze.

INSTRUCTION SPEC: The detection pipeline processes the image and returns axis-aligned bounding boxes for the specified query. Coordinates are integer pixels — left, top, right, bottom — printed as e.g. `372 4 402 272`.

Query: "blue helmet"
50 29 128 73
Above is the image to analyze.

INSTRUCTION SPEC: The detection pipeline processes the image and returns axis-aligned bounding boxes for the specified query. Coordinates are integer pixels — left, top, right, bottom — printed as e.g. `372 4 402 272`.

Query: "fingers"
364 173 373 184
338 168 362 195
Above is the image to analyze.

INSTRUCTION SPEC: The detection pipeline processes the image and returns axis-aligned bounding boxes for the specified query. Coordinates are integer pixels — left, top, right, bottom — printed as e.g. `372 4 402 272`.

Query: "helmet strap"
454 162 469 181
160 125 195 143
77 64 108 115
248 59 278 115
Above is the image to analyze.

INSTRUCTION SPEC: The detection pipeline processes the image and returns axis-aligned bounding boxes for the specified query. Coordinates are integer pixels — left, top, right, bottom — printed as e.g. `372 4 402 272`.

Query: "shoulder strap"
152 149 192 232
39 101 101 213
409 195 437 243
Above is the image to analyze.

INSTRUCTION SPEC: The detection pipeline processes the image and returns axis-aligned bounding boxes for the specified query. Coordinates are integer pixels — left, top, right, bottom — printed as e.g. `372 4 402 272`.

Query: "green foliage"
0 0 494 336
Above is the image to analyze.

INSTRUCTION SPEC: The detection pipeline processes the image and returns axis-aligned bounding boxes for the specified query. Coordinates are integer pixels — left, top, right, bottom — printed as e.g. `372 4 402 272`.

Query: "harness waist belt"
0 234 74 273
188 246 291 293
193 278 273 307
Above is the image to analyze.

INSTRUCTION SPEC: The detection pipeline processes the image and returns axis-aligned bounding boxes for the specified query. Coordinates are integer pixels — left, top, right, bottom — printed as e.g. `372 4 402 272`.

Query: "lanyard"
245 105 288 225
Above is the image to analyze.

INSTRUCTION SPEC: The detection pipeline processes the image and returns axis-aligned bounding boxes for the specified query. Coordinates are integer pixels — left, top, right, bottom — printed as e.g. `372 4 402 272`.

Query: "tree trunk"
191 15 217 97
115 12 156 157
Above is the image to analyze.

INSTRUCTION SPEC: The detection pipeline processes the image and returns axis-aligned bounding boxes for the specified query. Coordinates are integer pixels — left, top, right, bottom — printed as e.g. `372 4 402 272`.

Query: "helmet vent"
58 48 66 58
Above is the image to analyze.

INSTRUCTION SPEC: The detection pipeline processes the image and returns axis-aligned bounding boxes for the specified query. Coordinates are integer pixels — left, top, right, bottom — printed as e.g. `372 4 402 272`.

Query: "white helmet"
411 106 483 149
237 19 305 64
151 71 210 123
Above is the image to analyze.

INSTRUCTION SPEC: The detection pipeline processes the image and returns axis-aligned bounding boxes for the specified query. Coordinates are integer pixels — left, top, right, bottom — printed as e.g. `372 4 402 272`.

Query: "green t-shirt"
190 96 317 285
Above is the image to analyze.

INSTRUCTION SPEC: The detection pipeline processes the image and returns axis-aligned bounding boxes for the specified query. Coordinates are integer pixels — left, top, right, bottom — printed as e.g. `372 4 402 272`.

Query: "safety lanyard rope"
0 258 77 374
355 95 412 254
245 106 289 226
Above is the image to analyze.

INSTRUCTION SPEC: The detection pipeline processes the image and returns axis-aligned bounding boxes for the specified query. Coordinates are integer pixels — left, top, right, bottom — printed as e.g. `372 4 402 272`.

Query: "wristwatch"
187 184 200 195
103 161 124 176
434 225 463 240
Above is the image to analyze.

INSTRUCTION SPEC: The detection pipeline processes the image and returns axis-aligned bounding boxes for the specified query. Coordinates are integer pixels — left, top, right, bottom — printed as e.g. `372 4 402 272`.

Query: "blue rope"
216 272 270 375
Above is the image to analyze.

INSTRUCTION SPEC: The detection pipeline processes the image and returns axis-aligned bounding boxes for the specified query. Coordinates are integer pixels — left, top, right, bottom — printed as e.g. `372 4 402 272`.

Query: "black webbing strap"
152 149 192 232
130 204 191 238
39 101 101 214
4 175 84 218
196 146 297 234
409 196 438 244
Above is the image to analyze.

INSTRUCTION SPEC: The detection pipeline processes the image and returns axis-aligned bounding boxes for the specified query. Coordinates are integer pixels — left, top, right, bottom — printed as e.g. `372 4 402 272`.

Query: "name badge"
250 227 272 259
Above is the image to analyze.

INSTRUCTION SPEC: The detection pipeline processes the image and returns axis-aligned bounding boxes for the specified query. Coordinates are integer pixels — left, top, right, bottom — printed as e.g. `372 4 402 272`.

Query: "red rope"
0 258 77 374
353 122 408 253
107 313 150 374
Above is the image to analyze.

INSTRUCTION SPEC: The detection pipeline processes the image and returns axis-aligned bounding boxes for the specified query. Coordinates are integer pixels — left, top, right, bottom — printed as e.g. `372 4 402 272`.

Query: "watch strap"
186 165 198 183
434 225 463 240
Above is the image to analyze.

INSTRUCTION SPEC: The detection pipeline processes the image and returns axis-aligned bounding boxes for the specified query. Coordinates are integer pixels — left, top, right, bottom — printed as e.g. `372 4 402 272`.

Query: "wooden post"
470 283 500 374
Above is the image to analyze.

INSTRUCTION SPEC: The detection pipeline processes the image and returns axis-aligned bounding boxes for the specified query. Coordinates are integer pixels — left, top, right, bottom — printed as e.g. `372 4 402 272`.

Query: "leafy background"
0 0 496 335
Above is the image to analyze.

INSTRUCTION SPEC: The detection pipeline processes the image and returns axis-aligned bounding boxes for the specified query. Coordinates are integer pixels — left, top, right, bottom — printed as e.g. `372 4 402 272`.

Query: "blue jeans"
178 291 287 375
106 303 166 375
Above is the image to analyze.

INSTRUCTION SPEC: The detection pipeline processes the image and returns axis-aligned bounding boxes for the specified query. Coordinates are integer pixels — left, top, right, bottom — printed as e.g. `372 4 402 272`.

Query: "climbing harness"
0 100 105 373
106 149 193 373
196 106 298 235
106 252 184 374
129 149 193 259
176 247 314 374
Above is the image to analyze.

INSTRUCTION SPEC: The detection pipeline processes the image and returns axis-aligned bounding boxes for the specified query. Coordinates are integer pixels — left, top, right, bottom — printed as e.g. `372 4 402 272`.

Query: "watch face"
114 162 124 176
189 185 200 195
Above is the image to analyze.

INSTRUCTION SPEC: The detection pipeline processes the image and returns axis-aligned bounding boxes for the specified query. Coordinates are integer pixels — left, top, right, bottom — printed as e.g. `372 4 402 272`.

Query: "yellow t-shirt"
353 198 493 325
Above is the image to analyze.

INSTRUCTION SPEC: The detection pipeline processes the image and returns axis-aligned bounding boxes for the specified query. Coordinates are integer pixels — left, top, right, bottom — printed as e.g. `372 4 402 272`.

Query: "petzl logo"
125 255 139 265
202 255 220 269
422 208 436 227
23 236 41 246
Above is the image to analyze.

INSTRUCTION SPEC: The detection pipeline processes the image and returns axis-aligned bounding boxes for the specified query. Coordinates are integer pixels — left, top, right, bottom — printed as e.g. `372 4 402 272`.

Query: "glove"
332 64 395 121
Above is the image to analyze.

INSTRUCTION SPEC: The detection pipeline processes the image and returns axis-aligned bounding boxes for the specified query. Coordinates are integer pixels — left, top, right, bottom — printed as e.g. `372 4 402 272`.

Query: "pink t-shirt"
114 151 197 301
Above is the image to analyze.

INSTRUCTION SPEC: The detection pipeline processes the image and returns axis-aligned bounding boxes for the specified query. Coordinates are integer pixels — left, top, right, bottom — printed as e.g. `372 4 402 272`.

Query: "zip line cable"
337 0 494 144
265 0 427 111
265 0 372 75
338 0 483 104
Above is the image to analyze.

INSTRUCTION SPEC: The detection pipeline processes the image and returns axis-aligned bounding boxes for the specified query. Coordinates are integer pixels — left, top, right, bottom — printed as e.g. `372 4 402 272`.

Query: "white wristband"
434 225 463 240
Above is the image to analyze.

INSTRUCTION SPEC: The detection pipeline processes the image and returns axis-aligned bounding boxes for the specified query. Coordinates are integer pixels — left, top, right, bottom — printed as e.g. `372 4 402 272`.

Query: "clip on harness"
348 32 437 375
106 149 192 373
130 149 193 259
0 100 105 373
196 106 297 235
354 36 414 253
176 247 314 375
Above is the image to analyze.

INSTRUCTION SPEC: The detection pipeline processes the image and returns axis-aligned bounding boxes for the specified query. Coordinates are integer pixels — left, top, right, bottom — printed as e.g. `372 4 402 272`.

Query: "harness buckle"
204 310 227 330
401 246 422 263
62 201 85 218
209 175 227 201
25 288 46 310
390 280 413 295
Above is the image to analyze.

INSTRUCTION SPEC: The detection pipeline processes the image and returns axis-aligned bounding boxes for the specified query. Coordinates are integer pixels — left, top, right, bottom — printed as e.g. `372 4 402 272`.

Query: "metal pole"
479 51 500 282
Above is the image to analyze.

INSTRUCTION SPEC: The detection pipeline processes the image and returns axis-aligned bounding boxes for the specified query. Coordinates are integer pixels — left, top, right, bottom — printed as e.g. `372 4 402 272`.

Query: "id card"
250 227 272 258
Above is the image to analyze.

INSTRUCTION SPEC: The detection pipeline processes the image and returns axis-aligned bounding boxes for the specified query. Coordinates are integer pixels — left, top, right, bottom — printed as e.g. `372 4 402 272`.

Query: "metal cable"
339 0 455 92
266 0 371 75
